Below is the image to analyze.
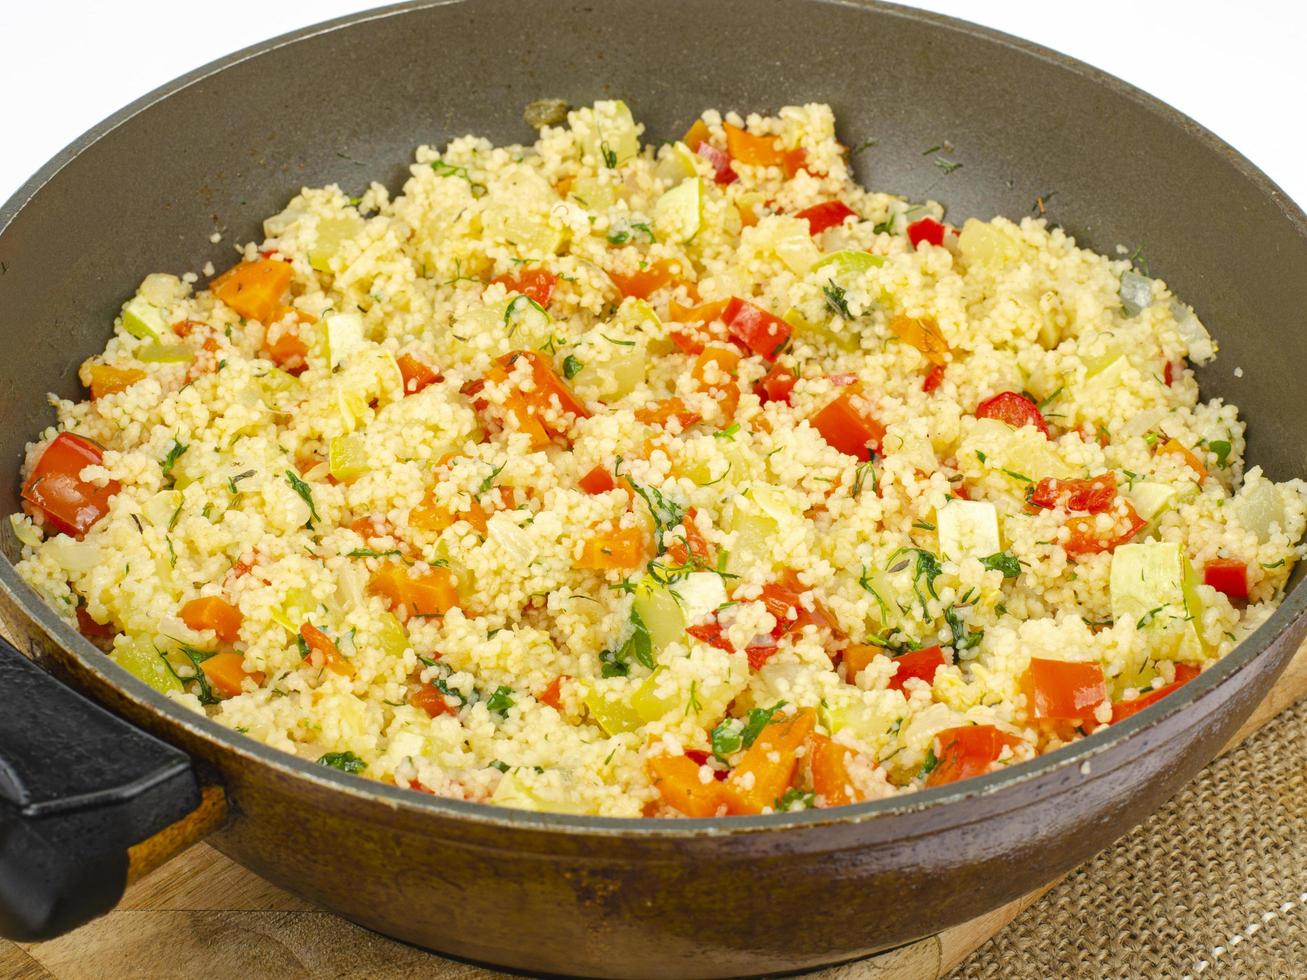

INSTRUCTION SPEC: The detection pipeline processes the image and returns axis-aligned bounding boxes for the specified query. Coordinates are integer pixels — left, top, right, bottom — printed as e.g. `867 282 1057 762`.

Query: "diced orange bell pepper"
665 508 715 567
691 344 741 387
539 675 567 711
721 708 816 814
180 596 243 644
886 645 946 692
486 351 590 449
1064 500 1147 555
841 643 879 682
299 622 355 676
201 651 265 698
1022 658 1107 724
408 676 454 718
888 314 950 367
608 258 686 300
576 525 647 570
683 118 711 150
263 326 310 371
210 259 293 323
723 123 807 177
87 364 146 400
1157 438 1207 483
397 353 440 394
809 732 861 807
369 564 460 617
578 465 617 495
648 752 724 818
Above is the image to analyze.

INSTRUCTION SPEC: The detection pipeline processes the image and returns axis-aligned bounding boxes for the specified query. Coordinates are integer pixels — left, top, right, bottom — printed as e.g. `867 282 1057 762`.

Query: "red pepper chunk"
927 725 1020 787
887 646 946 692
578 465 617 495
397 353 440 395
755 363 798 405
22 433 120 538
697 143 738 185
723 298 792 361
906 217 948 248
1110 663 1201 723
795 201 857 235
810 388 885 461
1064 500 1147 556
1030 473 1117 513
975 391 1050 436
491 267 557 308
922 363 946 393
1204 558 1249 599
1022 658 1107 723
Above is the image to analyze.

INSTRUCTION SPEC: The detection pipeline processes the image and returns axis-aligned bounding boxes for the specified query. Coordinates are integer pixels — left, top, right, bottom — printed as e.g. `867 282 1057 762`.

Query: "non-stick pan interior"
2 0 1305 568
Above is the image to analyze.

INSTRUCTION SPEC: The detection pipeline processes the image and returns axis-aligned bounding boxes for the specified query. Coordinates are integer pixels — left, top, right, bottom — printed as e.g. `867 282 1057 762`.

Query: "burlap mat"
950 697 1307 978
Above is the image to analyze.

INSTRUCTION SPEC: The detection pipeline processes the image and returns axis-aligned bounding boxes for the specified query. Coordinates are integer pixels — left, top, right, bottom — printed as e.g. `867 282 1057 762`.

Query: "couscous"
14 102 1306 817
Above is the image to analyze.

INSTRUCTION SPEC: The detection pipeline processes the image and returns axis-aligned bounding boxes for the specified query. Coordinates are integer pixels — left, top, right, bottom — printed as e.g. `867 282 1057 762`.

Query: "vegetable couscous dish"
15 102 1305 817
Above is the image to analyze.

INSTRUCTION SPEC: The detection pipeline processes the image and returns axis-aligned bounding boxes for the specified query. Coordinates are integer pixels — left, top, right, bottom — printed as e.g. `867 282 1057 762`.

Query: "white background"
1 1 1303 208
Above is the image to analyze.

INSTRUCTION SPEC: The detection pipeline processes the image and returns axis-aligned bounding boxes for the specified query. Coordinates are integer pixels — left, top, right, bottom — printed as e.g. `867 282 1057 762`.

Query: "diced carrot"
397 353 440 394
648 752 724 818
608 258 685 300
299 623 355 676
539 675 567 711
635 397 701 429
201 651 265 698
410 492 488 535
210 259 293 323
578 465 617 495
87 364 146 400
809 732 860 806
577 525 647 570
1157 438 1207 483
369 563 460 617
180 596 243 644
888 314 949 366
721 708 816 815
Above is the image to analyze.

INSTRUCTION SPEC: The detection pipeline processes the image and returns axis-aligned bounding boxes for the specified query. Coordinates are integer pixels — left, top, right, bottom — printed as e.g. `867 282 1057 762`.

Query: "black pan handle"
0 633 217 941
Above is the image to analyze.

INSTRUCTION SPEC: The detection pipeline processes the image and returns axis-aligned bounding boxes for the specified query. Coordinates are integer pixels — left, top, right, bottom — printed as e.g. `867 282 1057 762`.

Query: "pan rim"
2 0 1306 838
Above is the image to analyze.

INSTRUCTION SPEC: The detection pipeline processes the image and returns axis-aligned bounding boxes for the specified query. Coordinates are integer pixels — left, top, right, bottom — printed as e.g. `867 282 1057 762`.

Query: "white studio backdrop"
1 1 1303 208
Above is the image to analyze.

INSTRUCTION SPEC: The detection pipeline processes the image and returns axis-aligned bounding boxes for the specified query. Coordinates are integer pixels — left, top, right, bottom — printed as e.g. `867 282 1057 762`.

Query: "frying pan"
2 1 1305 976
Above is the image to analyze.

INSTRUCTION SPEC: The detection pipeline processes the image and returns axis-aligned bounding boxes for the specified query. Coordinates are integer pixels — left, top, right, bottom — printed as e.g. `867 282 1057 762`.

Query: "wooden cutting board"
6 641 1306 980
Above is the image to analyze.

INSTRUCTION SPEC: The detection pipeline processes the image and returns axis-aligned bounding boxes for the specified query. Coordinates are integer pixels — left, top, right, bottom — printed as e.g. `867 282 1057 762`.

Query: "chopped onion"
1119 271 1152 317
45 536 102 573
9 514 42 548
1169 300 1217 364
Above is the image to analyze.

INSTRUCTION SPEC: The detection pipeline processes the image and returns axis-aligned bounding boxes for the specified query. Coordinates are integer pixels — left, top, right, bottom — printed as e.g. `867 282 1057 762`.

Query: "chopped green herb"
317 751 366 774
285 470 319 527
489 760 510 773
621 466 686 553
600 333 636 346
346 548 403 560
1208 439 1232 469
431 159 486 196
176 645 219 705
227 469 256 494
852 460 878 499
919 745 939 778
600 142 618 169
713 423 742 441
944 606 984 654
563 354 584 379
979 551 1021 578
1262 559 1286 570
478 461 507 494
160 439 188 480
710 700 788 760
606 228 631 245
1038 387 1063 411
912 521 936 532
850 137 879 155
822 279 852 319
933 156 963 175
872 217 895 235
775 788 816 811
486 685 515 715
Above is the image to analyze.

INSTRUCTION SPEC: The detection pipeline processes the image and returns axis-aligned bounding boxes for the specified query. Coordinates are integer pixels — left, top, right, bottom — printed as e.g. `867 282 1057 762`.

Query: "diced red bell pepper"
488 350 590 448
21 432 120 538
686 620 734 652
975 391 1050 436
1110 663 1200 723
922 363 946 393
810 388 885 461
1022 658 1107 723
697 142 738 185
926 725 1020 787
665 508 715 567
744 639 779 671
887 645 946 692
538 675 567 711
755 363 798 405
1030 473 1117 513
397 353 440 395
723 297 792 361
1163 361 1174 386
1064 500 1147 556
1204 558 1249 599
578 465 617 495
795 201 857 235
906 217 947 248
491 267 558 308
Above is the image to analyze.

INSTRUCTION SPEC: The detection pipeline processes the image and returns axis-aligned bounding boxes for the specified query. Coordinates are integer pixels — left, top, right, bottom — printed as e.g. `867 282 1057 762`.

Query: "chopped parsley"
852 460 878 499
822 279 853 319
562 354 584 379
979 551 1021 578
176 645 219 705
919 745 939 777
317 751 367 774
944 606 984 654
431 159 486 196
486 686 515 715
346 548 403 560
713 423 742 441
600 606 655 677
478 461 507 495
160 439 188 480
775 788 816 811
710 700 788 760
285 470 319 527
1207 439 1232 469
620 464 686 553
227 469 255 494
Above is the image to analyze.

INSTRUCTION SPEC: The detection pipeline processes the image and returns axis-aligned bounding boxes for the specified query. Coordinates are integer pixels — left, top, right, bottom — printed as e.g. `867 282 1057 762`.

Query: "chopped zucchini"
576 100 641 167
111 637 184 695
328 433 368 483
957 219 1023 268
121 296 166 341
309 214 364 272
812 249 883 278
652 177 703 243
322 311 367 369
1110 541 1206 659
936 499 1001 561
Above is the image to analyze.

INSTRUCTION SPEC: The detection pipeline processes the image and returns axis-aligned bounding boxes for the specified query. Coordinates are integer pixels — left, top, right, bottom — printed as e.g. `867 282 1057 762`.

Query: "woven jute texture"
952 697 1307 979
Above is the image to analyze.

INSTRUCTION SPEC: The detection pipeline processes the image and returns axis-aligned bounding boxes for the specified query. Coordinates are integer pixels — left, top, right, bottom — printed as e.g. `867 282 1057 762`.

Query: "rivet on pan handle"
0 634 225 940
